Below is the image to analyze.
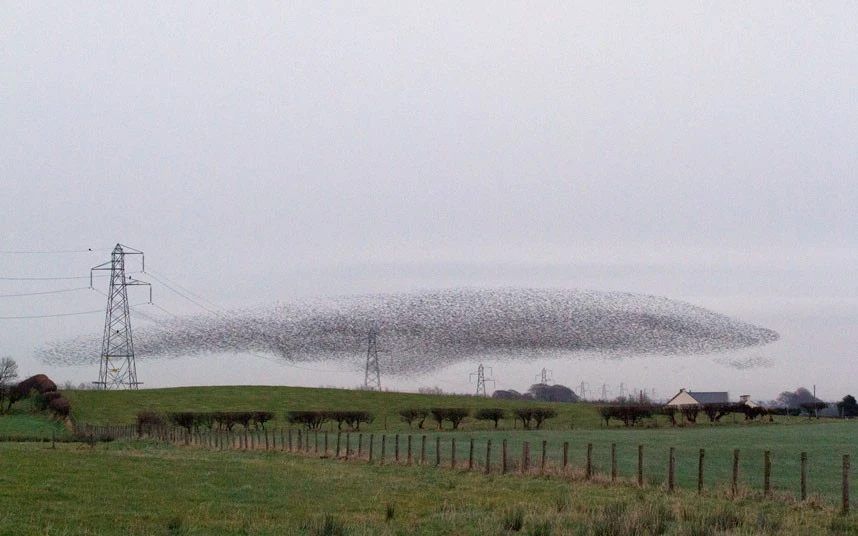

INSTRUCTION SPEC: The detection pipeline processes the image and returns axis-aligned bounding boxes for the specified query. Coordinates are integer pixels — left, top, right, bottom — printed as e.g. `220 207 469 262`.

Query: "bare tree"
0 358 19 411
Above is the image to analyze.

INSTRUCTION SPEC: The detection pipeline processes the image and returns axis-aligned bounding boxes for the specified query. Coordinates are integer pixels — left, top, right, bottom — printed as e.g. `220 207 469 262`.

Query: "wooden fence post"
800 452 807 501
288 429 293 452
381 435 386 464
764 451 771 497
324 432 328 456
485 439 492 474
698 449 705 493
395 434 400 462
563 441 569 472
369 434 374 462
843 454 849 515
336 432 342 458
522 442 530 474
297 430 302 452
421 435 426 465
611 443 617 482
436 437 441 467
502 439 508 475
586 443 593 480
668 447 675 492
469 439 475 471
451 438 457 469
732 449 740 498
407 435 413 465
358 433 363 458
345 433 351 459
542 440 547 474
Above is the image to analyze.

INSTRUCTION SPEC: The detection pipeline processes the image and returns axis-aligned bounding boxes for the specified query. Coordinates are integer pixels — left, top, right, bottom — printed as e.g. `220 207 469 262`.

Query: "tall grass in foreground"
0 441 855 535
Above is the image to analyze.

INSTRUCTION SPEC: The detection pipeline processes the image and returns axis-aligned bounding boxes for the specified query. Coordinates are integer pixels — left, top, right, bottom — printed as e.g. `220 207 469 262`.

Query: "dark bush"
285 410 328 430
531 407 558 429
399 408 429 429
48 396 71 418
429 408 470 430
33 391 63 411
252 411 275 430
136 410 165 436
491 389 533 401
8 374 57 410
168 412 198 433
474 408 505 428
600 405 655 427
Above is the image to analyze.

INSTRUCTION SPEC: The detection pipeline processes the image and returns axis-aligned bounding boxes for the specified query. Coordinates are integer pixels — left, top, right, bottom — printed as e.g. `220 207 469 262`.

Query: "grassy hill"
63 385 604 430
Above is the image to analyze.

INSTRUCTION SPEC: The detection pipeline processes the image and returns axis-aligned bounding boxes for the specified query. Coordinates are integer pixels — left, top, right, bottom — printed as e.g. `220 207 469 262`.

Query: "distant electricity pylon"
578 381 590 401
91 244 150 390
535 368 553 384
469 363 495 396
364 328 382 391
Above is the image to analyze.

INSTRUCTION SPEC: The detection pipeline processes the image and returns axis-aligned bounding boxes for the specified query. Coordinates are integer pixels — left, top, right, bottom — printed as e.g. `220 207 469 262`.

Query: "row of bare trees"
399 407 558 430
599 403 771 427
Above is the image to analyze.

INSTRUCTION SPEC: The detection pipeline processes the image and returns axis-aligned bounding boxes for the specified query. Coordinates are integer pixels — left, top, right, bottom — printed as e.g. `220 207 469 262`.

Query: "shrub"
168 412 198 433
48 396 71 418
286 410 328 430
474 408 505 428
513 408 535 429
8 374 57 410
136 410 165 436
599 405 654 427
33 391 63 411
531 408 558 429
252 411 275 430
429 408 469 430
399 408 429 429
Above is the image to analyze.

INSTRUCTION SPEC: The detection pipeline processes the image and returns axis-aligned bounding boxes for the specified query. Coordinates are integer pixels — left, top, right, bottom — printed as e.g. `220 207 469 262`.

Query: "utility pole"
469 364 495 396
91 244 150 390
364 328 382 391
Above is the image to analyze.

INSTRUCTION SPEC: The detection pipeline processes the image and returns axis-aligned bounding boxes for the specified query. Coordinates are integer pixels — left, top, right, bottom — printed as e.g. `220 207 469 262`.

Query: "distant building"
739 394 760 408
665 388 729 407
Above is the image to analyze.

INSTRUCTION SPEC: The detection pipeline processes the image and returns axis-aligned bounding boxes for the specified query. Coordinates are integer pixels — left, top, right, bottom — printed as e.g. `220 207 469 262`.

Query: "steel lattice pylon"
470 363 494 396
92 244 149 390
364 328 381 391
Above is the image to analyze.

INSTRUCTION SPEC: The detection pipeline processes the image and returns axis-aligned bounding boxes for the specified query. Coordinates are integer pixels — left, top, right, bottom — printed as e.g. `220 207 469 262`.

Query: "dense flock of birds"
40 288 779 374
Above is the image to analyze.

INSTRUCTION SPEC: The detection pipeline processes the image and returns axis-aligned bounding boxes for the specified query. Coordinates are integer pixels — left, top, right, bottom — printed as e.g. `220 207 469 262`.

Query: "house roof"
688 391 729 404
665 389 730 406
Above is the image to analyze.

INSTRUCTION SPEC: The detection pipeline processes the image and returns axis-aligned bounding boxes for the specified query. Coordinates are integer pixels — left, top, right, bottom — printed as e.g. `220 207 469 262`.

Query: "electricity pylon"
469 363 495 396
535 368 553 384
91 244 150 390
364 328 382 391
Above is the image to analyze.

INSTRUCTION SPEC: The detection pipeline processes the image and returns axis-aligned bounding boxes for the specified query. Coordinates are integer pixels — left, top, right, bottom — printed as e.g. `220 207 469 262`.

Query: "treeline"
599 402 773 427
399 407 558 430
136 410 375 435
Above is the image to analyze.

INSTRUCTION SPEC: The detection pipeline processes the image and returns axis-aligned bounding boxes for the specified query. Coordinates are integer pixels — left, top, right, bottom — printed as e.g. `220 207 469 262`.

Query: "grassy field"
56 386 858 503
0 440 856 535
62 385 604 430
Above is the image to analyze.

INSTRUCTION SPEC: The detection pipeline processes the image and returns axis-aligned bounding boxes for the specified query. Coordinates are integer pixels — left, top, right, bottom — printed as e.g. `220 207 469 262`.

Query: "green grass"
0 411 67 440
0 440 855 535
62 385 604 430
57 385 857 503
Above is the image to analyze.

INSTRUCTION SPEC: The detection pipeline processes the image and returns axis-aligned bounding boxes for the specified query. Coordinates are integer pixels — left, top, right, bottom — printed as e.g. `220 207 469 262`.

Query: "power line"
0 286 90 298
0 303 149 320
0 247 110 254
0 275 108 281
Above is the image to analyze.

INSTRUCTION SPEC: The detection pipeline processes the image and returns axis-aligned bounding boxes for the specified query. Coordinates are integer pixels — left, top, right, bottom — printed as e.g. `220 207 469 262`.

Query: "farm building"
665 388 729 407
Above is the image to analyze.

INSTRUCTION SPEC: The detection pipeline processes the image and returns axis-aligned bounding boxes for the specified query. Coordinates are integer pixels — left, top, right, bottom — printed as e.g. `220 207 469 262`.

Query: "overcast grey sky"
2 2 856 401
